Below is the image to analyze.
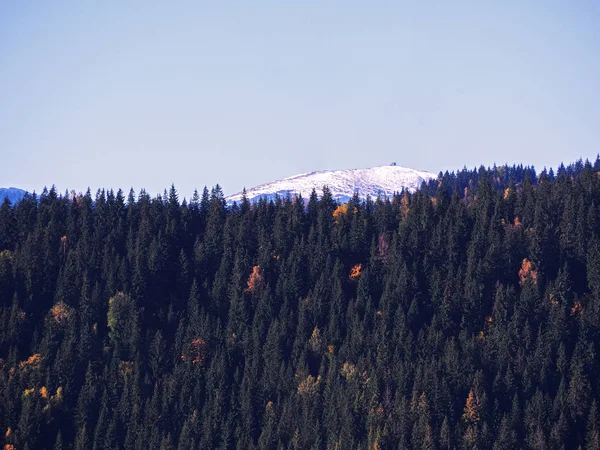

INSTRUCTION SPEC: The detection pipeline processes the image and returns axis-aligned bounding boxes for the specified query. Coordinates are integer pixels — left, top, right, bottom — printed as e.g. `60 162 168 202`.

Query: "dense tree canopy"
2 158 600 449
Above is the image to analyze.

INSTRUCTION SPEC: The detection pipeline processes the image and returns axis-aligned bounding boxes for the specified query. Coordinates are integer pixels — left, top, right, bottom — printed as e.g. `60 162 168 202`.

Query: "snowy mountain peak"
227 164 437 204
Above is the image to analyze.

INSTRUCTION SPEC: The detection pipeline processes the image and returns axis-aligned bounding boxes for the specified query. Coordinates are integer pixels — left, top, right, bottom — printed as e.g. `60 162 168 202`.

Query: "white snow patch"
227 165 437 204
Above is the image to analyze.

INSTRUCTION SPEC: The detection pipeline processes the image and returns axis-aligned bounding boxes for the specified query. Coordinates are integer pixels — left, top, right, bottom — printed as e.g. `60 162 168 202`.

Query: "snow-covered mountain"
227 164 437 204
0 187 27 205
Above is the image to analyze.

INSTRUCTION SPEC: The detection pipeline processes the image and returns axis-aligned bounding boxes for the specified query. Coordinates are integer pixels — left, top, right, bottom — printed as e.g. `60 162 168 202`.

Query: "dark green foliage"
1 159 600 449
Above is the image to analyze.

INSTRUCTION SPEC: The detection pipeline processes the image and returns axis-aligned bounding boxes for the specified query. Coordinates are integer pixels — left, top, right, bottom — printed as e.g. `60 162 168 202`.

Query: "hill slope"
227 164 436 203
0 187 27 205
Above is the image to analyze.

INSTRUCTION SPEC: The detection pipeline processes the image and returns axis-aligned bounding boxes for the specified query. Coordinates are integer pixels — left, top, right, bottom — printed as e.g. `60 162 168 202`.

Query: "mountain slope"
0 187 27 205
227 164 437 204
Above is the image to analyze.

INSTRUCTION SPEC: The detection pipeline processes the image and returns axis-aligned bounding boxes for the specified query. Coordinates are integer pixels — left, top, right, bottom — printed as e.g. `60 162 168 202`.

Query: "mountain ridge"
227 164 437 204
0 187 27 205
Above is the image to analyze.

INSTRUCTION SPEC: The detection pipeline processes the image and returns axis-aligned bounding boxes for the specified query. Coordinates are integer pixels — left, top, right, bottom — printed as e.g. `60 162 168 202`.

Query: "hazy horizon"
5 156 599 201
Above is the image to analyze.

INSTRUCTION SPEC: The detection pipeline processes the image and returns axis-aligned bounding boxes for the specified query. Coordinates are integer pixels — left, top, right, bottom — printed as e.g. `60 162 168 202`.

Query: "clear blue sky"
1 1 599 198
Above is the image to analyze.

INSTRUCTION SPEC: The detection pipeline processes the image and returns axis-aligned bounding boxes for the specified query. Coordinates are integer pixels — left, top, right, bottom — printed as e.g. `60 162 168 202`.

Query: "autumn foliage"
332 204 349 223
349 264 362 280
23 387 35 397
120 361 134 377
297 375 321 397
332 203 358 224
400 192 410 219
462 389 481 424
570 301 583 317
60 235 68 255
3 160 600 448
50 301 72 325
181 338 208 366
246 265 264 293
502 216 522 230
340 362 357 379
519 258 537 285
309 327 322 353
18 354 42 372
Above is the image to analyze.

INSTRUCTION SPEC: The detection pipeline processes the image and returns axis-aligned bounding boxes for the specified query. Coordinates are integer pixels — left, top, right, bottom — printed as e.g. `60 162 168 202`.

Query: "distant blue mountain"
0 187 28 205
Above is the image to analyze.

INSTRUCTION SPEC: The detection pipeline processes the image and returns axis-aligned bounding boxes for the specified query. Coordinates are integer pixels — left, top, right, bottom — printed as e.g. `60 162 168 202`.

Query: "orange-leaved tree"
349 264 362 281
462 388 481 424
181 338 208 366
519 258 537 285
246 265 264 293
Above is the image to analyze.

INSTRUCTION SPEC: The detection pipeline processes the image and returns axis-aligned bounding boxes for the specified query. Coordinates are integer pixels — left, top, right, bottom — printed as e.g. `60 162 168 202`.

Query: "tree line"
1 158 600 449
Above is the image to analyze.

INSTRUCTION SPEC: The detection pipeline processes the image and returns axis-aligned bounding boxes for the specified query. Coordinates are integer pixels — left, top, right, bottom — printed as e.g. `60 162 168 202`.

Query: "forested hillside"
2 159 600 449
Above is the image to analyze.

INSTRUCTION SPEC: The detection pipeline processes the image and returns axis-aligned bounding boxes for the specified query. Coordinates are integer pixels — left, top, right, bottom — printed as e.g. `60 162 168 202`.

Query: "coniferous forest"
3 159 600 450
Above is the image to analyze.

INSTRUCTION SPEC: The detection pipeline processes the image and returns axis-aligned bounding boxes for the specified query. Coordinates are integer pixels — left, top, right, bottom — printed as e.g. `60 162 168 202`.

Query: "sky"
1 1 599 199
